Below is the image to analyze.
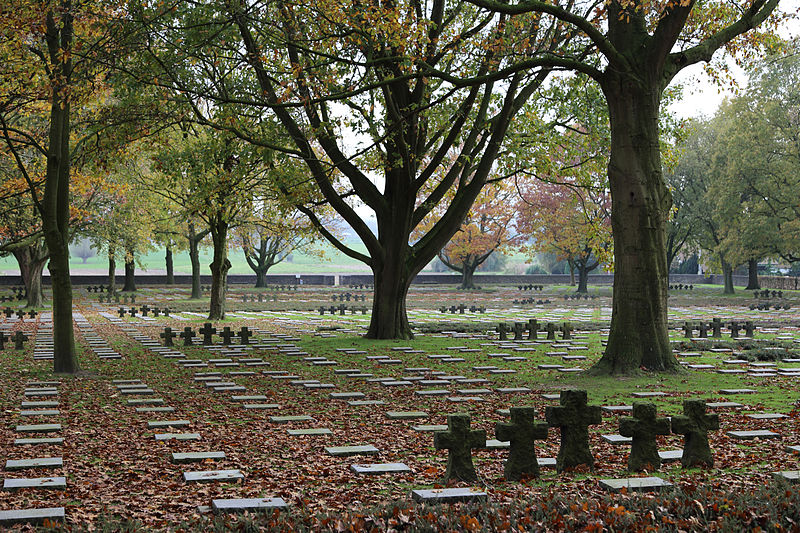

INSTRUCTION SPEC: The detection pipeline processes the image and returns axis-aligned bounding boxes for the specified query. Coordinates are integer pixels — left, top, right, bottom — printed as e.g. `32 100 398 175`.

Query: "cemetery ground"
1 283 800 530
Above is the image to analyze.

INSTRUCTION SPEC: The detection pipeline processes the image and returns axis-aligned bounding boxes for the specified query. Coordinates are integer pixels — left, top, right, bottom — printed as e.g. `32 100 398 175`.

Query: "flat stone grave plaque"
496 387 531 394
0 507 64 526
772 471 800 483
244 404 280 410
19 410 59 417
154 433 201 442
484 439 510 449
386 411 428 420
727 430 780 439
412 425 448 432
602 405 632 413
457 388 492 395
172 451 226 463
602 434 633 444
541 394 560 400
14 437 64 446
183 469 243 483
415 389 449 396
746 413 787 420
411 488 487 503
231 395 268 402
5 457 62 470
720 389 756 394
329 392 365 400
136 407 175 414
287 428 332 436
127 398 164 406
270 415 313 424
3 477 67 490
658 449 683 463
147 420 190 429
348 400 385 406
599 477 673 492
706 402 743 408
211 498 287 513
350 463 411 475
631 392 666 398
325 445 379 457
21 401 59 408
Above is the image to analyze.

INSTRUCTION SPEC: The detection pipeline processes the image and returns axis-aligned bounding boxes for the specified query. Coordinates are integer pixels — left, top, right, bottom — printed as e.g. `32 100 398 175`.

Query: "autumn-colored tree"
128 0 578 339
468 0 786 374
420 182 521 289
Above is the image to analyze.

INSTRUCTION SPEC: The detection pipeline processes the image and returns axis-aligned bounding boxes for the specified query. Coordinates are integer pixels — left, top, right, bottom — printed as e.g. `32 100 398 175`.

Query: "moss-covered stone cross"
619 402 670 471
545 390 601 472
433 413 486 482
671 399 719 468
496 406 548 480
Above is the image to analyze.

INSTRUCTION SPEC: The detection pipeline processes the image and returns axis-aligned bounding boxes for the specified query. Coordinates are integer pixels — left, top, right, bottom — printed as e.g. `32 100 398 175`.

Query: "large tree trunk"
745 258 759 290
208 221 230 320
460 263 477 290
590 77 678 375
254 268 267 288
368 264 413 339
42 8 77 374
107 251 116 294
722 259 735 294
568 258 576 286
576 264 589 294
12 246 47 308
123 256 136 292
189 232 202 299
165 246 174 285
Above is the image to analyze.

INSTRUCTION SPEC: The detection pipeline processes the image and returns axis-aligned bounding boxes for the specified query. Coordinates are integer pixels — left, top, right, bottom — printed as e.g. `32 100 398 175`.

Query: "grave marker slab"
599 477 673 493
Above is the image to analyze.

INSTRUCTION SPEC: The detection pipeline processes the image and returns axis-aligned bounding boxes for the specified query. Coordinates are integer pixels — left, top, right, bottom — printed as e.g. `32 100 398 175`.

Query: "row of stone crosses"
331 293 367 302
2 308 38 320
0 287 25 302
682 318 758 339
669 284 694 290
496 320 572 341
161 324 253 346
518 285 545 291
439 304 486 314
319 304 369 315
435 390 717 482
513 298 552 305
100 293 136 304
240 293 281 303
750 303 791 311
118 306 170 318
0 330 30 350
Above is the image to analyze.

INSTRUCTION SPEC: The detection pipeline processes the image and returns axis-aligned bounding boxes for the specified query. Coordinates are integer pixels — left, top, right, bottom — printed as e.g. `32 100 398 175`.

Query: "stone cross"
697 322 709 338
16 310 25 321
729 321 740 338
545 390 602 472
162 308 170 317
743 321 755 337
238 327 253 345
219 326 236 345
545 322 557 340
28 310 37 320
338 304 347 315
3 308 13 318
128 308 137 318
527 319 539 340
0 331 8 350
179 327 196 346
12 330 28 350
561 322 573 340
152 308 161 317
619 402 671 471
710 318 723 338
671 399 719 468
512 322 525 340
329 305 337 315
140 305 150 317
118 308 127 318
682 322 694 338
130 294 136 304
242 294 249 302
160 327 177 347
199 323 216 345
496 322 509 341
457 304 466 314
433 413 486 482
319 307 326 315
495 406 548 480
257 294 263 303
